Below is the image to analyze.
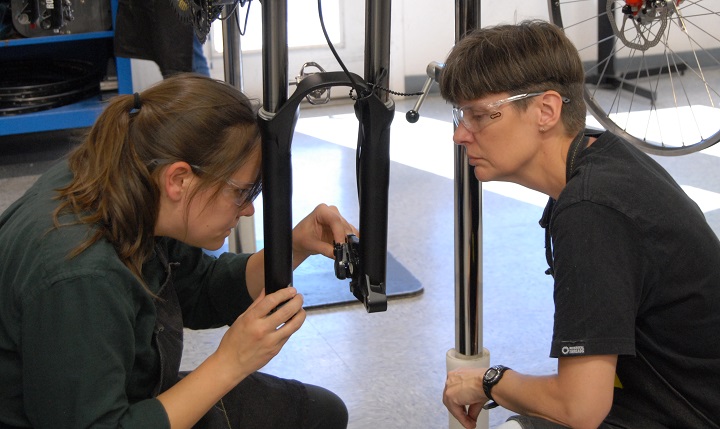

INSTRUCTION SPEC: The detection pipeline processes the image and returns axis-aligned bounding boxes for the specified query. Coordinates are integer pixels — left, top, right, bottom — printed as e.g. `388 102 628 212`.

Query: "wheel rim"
549 0 720 155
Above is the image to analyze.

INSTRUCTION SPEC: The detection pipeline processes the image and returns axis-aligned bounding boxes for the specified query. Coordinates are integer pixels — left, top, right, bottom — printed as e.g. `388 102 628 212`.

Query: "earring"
540 127 546 132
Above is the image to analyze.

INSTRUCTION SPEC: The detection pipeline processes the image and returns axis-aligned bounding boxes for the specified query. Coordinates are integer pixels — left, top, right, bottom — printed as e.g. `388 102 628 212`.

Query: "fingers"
292 204 359 260
467 403 483 424
275 302 306 336
251 287 299 318
445 403 477 429
267 293 304 328
254 288 306 334
261 293 306 354
315 204 359 259
323 204 358 242
443 369 483 429
217 288 306 380
444 401 478 429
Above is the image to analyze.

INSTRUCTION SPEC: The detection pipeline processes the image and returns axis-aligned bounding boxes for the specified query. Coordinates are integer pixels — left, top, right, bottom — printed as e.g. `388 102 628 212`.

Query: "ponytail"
53 73 260 293
54 92 160 287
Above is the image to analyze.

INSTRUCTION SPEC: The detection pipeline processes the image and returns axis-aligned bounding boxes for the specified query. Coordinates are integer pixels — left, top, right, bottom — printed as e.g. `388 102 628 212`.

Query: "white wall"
130 1 720 97
401 0 550 83
129 0 552 96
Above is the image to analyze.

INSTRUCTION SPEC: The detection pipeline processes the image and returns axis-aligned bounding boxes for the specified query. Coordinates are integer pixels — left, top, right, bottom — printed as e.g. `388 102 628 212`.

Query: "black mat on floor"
293 252 423 310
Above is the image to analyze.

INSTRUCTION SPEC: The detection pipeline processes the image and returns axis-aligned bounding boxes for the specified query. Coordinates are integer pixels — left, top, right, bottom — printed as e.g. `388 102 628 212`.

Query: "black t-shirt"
547 132 720 427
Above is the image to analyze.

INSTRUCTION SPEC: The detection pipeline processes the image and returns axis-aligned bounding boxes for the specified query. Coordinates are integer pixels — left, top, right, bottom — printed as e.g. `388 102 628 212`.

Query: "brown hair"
53 73 261 288
440 20 586 136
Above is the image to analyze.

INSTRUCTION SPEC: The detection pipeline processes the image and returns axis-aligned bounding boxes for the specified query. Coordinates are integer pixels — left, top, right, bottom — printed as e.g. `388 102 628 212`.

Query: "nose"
239 201 255 217
452 123 473 146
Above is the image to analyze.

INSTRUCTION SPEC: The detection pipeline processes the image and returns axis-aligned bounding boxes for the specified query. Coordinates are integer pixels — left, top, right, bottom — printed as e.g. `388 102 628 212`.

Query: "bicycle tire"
548 0 720 155
0 59 101 116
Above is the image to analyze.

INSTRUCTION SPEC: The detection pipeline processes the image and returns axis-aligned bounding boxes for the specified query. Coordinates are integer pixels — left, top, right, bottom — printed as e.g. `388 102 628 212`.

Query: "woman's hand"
291 204 359 267
443 368 489 429
157 288 305 429
214 287 306 383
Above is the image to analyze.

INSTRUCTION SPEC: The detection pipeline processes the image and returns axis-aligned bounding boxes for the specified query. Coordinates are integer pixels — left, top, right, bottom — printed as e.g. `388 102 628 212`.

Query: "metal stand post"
446 1 490 428
221 4 257 254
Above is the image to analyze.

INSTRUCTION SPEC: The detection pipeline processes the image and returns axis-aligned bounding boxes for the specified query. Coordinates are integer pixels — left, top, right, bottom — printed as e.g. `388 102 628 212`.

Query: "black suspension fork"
257 0 393 313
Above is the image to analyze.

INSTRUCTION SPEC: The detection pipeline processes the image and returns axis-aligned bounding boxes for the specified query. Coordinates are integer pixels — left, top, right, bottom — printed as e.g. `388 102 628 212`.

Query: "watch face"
484 368 499 381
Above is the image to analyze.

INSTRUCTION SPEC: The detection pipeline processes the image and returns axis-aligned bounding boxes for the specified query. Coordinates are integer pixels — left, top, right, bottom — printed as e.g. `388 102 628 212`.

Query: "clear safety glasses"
452 92 548 133
189 165 261 208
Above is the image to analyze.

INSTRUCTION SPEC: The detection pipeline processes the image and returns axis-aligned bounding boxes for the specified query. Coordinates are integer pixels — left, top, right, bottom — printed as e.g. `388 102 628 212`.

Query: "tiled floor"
3 92 720 428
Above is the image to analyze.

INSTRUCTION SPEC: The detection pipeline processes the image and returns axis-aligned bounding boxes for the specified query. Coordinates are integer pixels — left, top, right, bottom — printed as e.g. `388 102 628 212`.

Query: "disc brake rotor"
608 0 676 51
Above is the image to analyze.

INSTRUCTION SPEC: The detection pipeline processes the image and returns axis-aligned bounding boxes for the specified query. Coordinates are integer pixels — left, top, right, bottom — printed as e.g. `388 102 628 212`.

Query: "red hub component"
623 0 684 17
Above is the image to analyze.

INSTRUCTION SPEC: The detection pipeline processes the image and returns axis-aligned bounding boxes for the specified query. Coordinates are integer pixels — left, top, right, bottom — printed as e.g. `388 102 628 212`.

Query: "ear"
161 162 194 203
537 91 566 132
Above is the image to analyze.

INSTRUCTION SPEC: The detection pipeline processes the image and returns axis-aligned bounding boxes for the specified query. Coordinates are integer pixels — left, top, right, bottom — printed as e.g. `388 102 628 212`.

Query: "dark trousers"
154 247 348 428
191 371 348 429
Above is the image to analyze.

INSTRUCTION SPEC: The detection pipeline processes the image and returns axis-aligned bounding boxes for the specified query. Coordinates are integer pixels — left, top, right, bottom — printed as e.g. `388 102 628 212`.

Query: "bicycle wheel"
549 0 720 155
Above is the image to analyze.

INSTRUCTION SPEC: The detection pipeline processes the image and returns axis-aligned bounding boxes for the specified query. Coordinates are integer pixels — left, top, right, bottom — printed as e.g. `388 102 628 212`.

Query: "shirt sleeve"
549 201 644 358
21 272 170 429
164 239 255 329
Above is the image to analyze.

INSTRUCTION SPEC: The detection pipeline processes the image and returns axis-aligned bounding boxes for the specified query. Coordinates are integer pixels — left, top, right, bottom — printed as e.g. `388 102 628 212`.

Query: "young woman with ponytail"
0 73 353 429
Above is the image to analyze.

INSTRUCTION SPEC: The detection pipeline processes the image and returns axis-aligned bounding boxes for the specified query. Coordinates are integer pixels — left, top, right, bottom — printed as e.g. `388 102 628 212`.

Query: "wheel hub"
609 0 684 50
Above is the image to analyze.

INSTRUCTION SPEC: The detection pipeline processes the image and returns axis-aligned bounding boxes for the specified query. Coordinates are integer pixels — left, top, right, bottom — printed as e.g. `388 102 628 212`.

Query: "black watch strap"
482 365 511 403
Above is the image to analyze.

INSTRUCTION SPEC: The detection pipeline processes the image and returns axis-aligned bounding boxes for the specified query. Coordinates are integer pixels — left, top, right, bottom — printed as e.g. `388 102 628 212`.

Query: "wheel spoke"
549 0 720 154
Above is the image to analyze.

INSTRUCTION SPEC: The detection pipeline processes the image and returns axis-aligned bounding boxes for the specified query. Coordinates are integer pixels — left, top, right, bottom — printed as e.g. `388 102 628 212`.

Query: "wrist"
482 365 511 406
206 351 251 390
290 239 309 268
291 250 310 270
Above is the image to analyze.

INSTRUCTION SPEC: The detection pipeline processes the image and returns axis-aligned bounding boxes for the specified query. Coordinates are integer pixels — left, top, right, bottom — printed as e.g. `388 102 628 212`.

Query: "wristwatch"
482 365 511 409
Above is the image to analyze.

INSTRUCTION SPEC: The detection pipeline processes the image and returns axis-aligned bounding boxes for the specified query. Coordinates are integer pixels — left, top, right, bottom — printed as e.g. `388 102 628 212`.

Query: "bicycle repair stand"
408 2 490 428
254 1 393 313
220 0 489 426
